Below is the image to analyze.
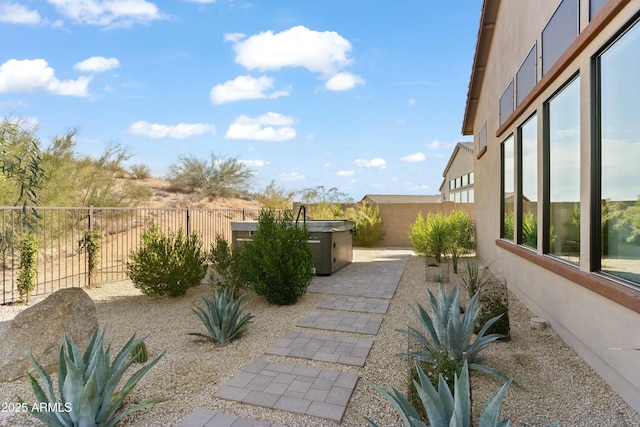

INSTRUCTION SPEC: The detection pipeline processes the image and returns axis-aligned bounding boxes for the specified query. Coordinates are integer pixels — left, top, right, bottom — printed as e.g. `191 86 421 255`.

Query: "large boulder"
0 287 98 382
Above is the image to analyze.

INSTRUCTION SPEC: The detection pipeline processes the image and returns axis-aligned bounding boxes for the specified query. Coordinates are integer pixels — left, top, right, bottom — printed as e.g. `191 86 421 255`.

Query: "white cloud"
325 72 364 92
0 59 91 96
74 56 120 72
224 32 245 43
337 170 355 176
230 25 352 77
0 2 41 24
427 139 441 149
184 0 215 3
225 112 296 141
355 158 386 169
401 152 426 162
408 99 416 106
241 159 269 167
279 172 305 181
210 75 288 104
127 121 216 139
47 0 165 27
306 134 315 141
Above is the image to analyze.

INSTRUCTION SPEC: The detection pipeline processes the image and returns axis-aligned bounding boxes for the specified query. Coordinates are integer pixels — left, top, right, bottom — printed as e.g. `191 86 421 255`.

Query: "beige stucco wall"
470 0 640 412
368 201 474 247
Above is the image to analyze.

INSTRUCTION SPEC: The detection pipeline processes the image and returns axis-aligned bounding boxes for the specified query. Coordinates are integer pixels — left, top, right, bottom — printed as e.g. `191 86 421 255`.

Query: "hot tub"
231 220 355 275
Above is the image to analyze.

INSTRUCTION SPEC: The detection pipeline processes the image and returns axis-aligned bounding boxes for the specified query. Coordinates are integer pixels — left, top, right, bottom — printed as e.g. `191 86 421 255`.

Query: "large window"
519 114 538 249
502 135 515 240
546 77 580 263
597 20 640 284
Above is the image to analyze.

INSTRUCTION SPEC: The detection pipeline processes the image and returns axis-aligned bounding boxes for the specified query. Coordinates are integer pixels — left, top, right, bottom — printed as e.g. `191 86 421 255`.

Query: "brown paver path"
213 360 359 424
316 295 390 314
264 330 374 367
177 408 284 427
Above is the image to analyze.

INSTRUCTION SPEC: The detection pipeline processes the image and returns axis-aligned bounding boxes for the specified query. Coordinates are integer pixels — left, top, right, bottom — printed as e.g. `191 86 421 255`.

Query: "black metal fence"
0 206 262 304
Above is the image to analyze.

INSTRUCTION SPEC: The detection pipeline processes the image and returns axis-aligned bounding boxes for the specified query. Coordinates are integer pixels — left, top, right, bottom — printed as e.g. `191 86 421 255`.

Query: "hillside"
136 177 264 210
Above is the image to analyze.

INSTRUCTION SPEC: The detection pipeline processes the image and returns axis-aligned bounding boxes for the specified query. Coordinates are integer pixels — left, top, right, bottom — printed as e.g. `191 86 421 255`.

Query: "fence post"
88 205 93 231
242 208 245 221
186 207 191 236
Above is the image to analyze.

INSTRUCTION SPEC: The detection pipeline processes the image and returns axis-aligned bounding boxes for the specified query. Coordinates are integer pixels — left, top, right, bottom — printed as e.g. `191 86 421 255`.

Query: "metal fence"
0 206 262 304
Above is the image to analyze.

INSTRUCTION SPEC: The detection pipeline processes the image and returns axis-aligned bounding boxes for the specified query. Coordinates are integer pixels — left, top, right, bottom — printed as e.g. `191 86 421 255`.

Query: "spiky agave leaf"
21 328 166 427
189 288 254 344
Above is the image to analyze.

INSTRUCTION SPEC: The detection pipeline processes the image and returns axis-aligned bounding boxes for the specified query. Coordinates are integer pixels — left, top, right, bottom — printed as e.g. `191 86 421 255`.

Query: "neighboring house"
462 0 640 412
439 141 475 203
361 194 474 247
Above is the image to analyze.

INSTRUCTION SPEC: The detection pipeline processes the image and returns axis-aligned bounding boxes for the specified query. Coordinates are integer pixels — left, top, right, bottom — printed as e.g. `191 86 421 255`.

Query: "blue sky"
0 0 481 200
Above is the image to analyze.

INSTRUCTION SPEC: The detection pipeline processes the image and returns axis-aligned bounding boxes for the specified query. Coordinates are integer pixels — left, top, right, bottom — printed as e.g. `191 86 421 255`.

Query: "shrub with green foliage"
127 224 208 297
345 201 385 247
130 163 152 180
80 230 102 287
208 234 244 292
408 212 450 262
17 233 38 303
254 180 295 209
167 153 254 198
236 209 314 305
446 209 475 273
21 329 166 427
189 288 254 344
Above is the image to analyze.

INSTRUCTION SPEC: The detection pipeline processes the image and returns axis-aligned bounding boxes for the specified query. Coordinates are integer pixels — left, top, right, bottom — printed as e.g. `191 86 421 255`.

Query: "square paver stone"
214 360 359 423
316 295 390 314
296 311 383 335
265 330 374 366
177 408 284 427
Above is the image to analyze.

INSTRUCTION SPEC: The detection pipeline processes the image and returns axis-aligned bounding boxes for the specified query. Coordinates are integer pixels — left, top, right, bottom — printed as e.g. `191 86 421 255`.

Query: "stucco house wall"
463 0 640 412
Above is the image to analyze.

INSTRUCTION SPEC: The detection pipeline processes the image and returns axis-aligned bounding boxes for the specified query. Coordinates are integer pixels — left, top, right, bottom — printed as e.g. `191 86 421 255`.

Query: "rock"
530 316 548 330
0 288 98 382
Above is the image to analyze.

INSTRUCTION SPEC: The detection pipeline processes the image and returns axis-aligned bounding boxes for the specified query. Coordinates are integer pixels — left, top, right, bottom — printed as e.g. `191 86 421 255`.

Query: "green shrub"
346 201 385 247
208 235 244 292
130 163 152 180
458 258 494 298
476 277 510 339
17 233 38 303
446 209 475 273
167 153 254 198
254 180 294 209
190 288 254 344
127 224 208 297
21 329 166 427
129 340 149 363
80 230 102 287
408 212 450 262
236 209 313 305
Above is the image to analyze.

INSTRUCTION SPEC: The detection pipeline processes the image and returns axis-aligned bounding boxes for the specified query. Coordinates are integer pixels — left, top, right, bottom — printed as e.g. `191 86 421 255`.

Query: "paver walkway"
296 310 383 335
265 330 374 367
316 295 390 314
307 259 406 299
213 360 359 423
179 249 410 426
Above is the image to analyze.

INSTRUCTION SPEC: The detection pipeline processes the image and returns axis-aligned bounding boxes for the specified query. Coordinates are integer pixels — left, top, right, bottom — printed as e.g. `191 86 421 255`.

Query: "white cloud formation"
230 25 352 77
184 0 215 3
241 159 268 167
428 139 441 149
408 99 416 106
401 152 426 162
225 112 296 141
127 121 216 139
279 172 305 181
74 56 120 72
0 2 41 24
325 72 364 92
355 158 386 169
210 75 288 104
224 32 245 43
337 170 355 176
47 0 165 27
0 59 91 96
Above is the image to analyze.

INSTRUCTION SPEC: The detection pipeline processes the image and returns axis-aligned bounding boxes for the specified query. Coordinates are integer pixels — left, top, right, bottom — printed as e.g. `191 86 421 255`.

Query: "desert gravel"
1 248 639 426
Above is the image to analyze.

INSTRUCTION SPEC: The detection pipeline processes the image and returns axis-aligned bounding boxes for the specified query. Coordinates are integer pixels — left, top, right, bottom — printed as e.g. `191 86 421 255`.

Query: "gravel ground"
1 248 639 426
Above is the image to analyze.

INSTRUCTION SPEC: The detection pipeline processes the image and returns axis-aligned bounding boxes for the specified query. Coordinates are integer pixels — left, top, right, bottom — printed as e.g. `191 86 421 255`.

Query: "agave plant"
366 360 512 427
189 288 254 344
398 284 510 382
21 328 166 427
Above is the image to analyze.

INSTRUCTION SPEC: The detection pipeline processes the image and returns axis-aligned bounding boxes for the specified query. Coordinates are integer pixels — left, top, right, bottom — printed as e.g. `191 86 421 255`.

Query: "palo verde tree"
167 153 254 198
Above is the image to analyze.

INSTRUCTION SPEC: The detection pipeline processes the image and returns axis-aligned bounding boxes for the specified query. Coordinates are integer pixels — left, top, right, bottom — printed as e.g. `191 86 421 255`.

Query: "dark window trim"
516 112 537 246
496 239 640 314
496 0 631 138
500 134 514 240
